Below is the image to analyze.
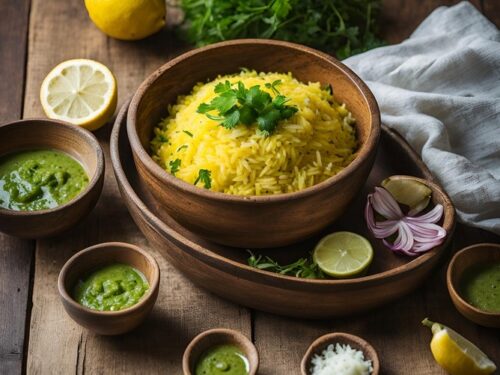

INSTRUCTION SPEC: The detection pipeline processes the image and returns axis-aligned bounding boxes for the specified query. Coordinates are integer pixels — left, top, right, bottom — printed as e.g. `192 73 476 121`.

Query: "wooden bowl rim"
113 101 455 290
182 328 259 375
0 118 104 216
447 243 500 318
300 332 380 375
127 38 381 204
57 241 160 316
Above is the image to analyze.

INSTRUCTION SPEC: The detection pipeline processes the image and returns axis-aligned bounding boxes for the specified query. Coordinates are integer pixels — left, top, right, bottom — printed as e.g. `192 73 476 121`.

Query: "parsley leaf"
194 169 212 189
197 80 297 135
169 159 181 175
179 0 383 59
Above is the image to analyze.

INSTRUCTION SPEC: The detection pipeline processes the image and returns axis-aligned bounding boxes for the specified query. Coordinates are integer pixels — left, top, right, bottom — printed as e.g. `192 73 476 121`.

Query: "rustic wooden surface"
0 0 498 374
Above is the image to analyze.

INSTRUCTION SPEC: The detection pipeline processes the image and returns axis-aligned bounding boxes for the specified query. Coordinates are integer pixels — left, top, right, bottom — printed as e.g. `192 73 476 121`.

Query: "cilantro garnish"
197 80 298 135
183 130 193 137
194 169 212 189
169 159 181 175
247 251 325 279
159 134 168 142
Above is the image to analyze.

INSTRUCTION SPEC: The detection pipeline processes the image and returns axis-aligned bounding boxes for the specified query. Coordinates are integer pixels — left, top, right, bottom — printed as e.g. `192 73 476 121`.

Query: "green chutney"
73 264 149 311
195 344 249 375
0 149 89 211
460 262 500 313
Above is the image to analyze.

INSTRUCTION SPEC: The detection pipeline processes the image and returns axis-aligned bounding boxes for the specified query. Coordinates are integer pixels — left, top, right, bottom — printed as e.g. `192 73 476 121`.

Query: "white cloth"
345 1 500 235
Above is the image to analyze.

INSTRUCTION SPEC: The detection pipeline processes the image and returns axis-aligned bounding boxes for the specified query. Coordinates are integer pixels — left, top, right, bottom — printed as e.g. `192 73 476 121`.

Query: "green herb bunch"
247 251 326 279
197 79 298 135
179 0 382 59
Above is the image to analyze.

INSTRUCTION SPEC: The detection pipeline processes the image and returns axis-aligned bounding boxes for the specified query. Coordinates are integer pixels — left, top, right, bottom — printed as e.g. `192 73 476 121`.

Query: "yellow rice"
150 71 358 195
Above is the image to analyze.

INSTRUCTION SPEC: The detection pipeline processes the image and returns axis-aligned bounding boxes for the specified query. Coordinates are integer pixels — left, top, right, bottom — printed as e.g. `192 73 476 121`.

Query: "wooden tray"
111 102 455 318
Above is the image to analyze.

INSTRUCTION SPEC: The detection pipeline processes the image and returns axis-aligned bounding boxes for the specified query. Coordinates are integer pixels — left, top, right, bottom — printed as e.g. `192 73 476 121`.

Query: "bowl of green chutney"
447 243 500 328
0 118 104 238
58 242 160 335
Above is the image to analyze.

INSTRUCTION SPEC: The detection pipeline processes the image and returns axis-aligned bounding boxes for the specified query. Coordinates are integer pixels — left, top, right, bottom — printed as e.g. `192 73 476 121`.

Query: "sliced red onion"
365 186 446 256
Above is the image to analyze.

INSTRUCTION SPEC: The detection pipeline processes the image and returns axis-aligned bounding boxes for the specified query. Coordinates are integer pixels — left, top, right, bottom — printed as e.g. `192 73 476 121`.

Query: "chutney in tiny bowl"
183 328 259 375
0 118 104 238
301 332 380 375
447 243 500 328
58 242 160 335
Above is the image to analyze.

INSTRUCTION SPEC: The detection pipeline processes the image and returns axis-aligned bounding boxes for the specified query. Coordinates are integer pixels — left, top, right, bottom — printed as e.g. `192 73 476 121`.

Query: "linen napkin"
344 1 500 235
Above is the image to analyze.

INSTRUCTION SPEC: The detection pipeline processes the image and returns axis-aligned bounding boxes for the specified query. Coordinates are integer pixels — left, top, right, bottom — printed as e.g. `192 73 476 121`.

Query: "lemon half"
40 59 117 131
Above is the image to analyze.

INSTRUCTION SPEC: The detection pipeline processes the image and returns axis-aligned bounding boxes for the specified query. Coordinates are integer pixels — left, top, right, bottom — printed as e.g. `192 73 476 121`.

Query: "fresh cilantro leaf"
169 159 181 175
247 250 326 279
183 130 194 137
198 80 298 135
194 169 212 189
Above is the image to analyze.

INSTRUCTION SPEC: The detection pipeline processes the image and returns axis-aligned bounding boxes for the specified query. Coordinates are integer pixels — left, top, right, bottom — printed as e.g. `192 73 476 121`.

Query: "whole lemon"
84 0 166 40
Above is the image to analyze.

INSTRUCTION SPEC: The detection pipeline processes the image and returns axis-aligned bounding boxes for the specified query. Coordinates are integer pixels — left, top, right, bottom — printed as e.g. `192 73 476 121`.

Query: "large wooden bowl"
0 118 104 238
127 39 380 248
113 102 455 318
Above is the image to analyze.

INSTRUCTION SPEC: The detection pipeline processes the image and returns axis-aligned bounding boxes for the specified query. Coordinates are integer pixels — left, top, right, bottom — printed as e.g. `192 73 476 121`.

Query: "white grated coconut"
310 343 373 375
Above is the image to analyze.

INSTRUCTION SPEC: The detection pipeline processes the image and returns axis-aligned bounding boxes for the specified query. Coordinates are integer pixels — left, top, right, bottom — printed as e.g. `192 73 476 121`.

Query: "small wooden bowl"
182 328 259 375
128 39 380 248
301 333 380 375
58 242 160 335
447 243 500 328
0 118 104 238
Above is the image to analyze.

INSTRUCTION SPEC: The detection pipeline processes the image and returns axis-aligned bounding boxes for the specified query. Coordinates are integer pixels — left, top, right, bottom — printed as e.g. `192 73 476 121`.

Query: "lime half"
313 232 373 278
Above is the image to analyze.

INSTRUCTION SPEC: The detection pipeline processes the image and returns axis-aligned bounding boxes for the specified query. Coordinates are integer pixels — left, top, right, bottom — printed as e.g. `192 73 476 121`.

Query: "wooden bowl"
447 243 500 328
182 328 259 375
301 333 380 375
58 242 160 335
127 39 381 248
112 101 455 318
0 118 104 238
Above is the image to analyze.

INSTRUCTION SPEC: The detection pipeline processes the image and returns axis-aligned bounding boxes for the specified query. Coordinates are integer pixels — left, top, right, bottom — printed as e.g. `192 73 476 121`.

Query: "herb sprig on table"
179 0 383 59
197 80 298 135
247 251 326 279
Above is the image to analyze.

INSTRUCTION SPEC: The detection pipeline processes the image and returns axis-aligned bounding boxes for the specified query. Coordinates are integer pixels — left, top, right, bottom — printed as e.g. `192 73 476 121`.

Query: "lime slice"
313 232 373 278
40 59 117 131
381 177 432 213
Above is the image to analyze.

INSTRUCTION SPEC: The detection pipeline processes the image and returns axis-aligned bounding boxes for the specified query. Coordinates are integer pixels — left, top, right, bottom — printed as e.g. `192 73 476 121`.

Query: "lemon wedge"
40 59 117 131
422 318 496 375
313 232 373 278
381 176 432 214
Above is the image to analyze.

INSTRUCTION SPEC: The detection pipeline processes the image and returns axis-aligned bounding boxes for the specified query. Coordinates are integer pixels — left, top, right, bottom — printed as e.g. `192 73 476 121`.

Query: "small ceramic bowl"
58 242 160 335
127 39 380 248
0 118 104 238
301 332 380 375
182 328 259 375
447 243 500 328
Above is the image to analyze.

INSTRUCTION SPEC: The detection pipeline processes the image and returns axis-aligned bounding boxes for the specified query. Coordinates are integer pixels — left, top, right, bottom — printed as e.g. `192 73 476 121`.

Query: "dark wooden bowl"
447 243 500 328
182 328 259 375
58 242 160 335
301 332 380 375
112 101 455 318
127 39 381 248
0 118 104 238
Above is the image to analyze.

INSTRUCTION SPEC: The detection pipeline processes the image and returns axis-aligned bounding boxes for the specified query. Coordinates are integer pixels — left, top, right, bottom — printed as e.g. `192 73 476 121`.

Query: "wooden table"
1 1 499 374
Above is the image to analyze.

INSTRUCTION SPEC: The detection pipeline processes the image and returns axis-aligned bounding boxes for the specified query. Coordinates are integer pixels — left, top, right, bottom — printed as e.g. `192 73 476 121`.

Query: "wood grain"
0 1 33 375
24 0 249 373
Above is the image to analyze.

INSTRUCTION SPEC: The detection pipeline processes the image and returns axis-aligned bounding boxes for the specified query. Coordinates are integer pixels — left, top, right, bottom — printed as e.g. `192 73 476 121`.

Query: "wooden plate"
111 102 455 318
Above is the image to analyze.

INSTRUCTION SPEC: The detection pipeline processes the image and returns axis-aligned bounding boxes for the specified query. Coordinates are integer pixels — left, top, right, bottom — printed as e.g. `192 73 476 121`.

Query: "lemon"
313 232 373 278
422 318 496 375
40 59 117 131
381 176 432 213
84 0 166 40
